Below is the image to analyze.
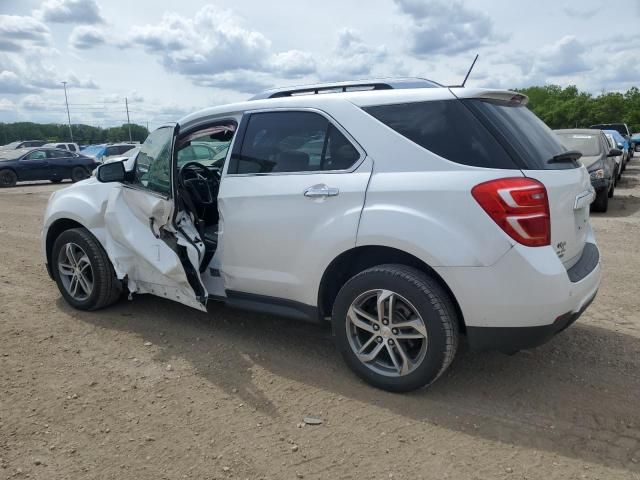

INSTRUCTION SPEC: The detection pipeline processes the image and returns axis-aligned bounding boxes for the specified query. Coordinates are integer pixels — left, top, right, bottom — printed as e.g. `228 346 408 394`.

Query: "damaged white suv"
42 79 601 392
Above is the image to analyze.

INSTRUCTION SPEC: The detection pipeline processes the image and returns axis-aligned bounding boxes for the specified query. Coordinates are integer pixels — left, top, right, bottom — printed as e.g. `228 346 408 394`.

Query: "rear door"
462 95 592 268
217 109 372 306
103 126 207 311
46 149 71 179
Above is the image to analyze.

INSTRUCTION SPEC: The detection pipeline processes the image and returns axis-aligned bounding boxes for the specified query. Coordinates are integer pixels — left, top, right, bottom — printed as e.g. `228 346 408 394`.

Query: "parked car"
44 142 80 153
0 147 99 187
604 133 623 183
42 78 602 392
632 133 640 153
1 140 46 150
554 129 620 212
81 143 137 163
101 147 140 171
590 123 633 158
602 129 631 170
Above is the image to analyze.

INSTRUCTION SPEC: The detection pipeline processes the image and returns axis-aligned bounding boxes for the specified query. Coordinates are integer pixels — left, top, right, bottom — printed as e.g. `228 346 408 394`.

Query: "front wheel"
52 228 122 310
332 264 459 392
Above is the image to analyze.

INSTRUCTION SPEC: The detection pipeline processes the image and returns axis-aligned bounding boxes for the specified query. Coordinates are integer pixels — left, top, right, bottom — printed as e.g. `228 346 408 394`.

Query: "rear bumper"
466 291 596 352
435 238 601 352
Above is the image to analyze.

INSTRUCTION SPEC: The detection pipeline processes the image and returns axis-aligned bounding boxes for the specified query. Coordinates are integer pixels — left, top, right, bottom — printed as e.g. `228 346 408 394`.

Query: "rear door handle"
303 184 339 198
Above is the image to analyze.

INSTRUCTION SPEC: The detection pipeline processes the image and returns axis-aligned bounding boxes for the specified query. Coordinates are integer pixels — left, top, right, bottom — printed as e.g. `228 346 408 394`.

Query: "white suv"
42 79 601 392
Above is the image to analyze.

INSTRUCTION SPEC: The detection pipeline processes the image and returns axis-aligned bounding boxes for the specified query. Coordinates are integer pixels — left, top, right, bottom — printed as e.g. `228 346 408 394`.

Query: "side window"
68 144 77 152
364 100 517 169
233 111 360 174
131 127 173 195
55 144 65 149
25 150 46 160
46 150 65 159
104 146 116 156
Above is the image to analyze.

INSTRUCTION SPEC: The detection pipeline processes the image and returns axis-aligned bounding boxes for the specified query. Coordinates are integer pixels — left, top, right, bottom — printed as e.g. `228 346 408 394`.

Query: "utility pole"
125 97 132 142
61 81 73 142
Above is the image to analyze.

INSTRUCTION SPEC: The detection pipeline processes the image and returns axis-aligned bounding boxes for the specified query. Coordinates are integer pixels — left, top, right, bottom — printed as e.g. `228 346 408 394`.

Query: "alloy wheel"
57 242 94 301
345 289 428 377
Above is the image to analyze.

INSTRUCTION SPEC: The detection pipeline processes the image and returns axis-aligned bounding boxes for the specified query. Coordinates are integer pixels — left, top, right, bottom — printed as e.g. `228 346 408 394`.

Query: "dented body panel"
43 177 206 311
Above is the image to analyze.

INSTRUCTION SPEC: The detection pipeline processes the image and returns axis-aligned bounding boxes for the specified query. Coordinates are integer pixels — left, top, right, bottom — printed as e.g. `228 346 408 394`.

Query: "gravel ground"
1 160 639 480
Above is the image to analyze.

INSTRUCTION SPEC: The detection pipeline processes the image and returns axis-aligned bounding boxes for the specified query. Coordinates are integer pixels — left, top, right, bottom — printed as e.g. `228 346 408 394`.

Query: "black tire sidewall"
71 167 89 182
332 266 455 392
0 169 17 187
592 188 609 212
52 229 108 310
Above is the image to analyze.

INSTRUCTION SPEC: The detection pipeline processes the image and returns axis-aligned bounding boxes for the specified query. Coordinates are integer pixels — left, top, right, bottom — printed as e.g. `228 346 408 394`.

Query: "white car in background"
604 133 623 184
41 78 601 392
44 142 80 153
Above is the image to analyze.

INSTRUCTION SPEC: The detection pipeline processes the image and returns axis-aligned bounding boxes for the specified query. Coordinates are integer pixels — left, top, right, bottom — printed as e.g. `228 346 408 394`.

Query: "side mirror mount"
608 148 622 157
96 160 126 183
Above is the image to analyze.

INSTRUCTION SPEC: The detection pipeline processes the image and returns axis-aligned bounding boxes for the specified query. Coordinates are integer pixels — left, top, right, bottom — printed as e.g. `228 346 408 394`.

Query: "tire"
0 169 17 187
50 179 63 184
332 264 459 392
592 188 609 213
608 178 615 198
71 166 90 183
51 228 122 311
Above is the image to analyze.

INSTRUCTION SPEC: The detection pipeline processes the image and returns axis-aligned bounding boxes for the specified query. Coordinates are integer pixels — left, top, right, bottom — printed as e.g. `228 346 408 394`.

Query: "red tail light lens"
471 177 550 247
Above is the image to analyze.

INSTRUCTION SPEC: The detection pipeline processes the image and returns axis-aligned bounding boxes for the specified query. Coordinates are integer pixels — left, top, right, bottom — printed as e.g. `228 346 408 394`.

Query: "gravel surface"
1 161 639 480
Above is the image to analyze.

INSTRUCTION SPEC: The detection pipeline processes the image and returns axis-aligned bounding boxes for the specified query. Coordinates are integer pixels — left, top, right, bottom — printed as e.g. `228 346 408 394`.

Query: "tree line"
0 122 149 146
516 85 640 133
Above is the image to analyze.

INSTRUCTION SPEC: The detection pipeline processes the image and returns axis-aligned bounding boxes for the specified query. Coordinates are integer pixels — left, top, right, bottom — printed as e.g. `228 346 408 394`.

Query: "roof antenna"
461 54 479 87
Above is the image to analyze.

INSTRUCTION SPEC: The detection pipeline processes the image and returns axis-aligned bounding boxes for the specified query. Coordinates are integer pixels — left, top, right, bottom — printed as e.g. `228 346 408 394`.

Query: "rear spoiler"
448 88 529 106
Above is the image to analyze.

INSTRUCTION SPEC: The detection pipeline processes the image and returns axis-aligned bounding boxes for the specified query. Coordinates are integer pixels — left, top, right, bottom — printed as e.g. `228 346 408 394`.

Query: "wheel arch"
0 166 19 182
45 218 86 277
317 245 465 333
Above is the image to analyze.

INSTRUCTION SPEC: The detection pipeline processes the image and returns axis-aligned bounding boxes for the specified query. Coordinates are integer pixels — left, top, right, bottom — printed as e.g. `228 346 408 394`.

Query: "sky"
0 0 639 130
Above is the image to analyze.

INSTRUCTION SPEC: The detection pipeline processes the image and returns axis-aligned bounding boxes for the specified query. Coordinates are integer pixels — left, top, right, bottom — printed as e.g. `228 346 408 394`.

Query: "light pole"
61 81 73 142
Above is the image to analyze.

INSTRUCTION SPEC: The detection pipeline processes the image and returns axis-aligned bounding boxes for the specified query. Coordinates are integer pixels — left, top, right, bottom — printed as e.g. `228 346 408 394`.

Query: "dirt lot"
1 161 639 480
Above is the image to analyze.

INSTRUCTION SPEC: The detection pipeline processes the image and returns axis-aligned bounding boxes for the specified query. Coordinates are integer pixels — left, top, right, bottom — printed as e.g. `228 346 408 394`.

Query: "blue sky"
0 0 639 129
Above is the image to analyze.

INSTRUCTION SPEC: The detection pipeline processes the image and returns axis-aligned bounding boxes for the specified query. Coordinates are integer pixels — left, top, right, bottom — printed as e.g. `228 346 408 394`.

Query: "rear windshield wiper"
547 150 582 164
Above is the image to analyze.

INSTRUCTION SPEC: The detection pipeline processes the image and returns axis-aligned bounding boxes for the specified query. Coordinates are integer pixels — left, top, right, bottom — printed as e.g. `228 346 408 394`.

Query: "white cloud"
35 0 104 24
0 15 50 52
190 70 273 94
0 70 40 94
394 0 504 56
0 98 15 111
127 6 271 76
69 25 106 49
318 29 387 81
269 50 316 78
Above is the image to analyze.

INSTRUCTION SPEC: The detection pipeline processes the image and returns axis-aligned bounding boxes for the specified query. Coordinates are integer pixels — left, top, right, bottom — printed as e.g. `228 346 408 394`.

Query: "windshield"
463 99 573 170
1 141 21 149
555 133 600 156
604 130 625 145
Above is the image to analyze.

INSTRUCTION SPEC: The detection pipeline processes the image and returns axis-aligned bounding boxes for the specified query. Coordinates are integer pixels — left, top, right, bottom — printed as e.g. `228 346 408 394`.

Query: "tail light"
472 177 550 247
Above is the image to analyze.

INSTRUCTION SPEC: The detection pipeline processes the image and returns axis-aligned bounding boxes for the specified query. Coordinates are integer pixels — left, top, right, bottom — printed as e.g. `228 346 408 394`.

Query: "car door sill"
220 291 321 324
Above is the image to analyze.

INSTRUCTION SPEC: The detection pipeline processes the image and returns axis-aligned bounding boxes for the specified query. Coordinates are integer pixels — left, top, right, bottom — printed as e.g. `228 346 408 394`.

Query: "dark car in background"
554 129 621 212
0 148 99 187
0 140 47 150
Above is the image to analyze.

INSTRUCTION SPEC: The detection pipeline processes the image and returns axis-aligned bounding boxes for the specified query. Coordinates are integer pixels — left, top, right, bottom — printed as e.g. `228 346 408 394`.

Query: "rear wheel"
332 264 459 392
52 228 122 311
71 166 89 182
0 169 17 187
592 188 609 212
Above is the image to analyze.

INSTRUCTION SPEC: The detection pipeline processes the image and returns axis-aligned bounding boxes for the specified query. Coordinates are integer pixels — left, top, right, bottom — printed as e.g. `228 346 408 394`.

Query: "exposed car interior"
175 123 235 272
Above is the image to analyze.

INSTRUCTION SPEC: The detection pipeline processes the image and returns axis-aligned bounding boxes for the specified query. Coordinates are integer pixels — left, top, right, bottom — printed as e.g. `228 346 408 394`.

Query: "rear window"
363 100 517 169
555 133 601 156
463 99 574 170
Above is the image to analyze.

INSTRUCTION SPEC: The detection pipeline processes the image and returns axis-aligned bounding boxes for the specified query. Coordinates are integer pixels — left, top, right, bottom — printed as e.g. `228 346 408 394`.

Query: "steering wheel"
178 161 217 207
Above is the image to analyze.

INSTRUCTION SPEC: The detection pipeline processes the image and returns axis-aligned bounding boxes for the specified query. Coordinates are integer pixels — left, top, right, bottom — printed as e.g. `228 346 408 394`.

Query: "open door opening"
172 120 237 298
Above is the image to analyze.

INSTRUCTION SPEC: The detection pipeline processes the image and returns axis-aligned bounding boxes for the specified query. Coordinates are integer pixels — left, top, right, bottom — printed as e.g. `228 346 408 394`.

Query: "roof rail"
249 77 442 100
